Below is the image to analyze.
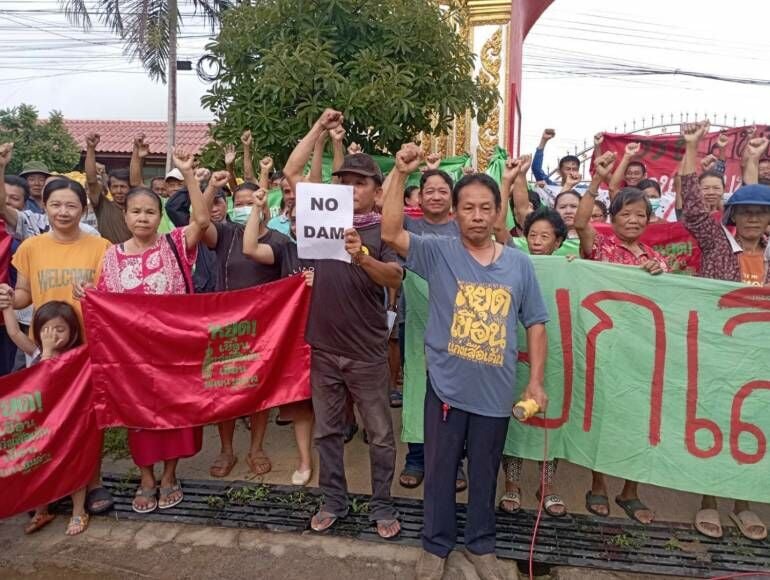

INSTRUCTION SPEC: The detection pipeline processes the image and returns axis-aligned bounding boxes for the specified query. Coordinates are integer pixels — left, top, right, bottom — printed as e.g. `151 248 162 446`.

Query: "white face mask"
231 205 253 225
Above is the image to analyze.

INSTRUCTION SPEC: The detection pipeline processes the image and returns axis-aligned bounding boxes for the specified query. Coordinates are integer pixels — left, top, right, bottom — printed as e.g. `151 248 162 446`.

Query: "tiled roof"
63 119 212 155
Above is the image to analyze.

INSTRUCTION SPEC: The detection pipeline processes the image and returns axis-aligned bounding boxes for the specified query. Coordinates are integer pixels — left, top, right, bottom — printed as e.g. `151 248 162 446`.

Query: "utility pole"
166 0 178 173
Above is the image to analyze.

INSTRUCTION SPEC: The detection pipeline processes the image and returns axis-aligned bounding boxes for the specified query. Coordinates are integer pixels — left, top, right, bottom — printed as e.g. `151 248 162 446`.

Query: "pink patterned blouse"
97 227 197 295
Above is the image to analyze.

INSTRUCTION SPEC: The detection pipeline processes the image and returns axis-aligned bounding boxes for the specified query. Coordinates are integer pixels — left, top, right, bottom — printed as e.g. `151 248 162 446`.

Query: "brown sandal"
65 514 90 536
246 452 272 476
209 454 237 478
24 512 55 534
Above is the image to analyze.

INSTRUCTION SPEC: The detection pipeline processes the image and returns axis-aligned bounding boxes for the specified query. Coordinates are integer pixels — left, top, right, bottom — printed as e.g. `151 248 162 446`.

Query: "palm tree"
60 0 233 169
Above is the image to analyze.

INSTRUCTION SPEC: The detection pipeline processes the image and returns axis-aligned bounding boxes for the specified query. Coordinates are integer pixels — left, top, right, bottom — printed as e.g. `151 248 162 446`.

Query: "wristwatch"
352 246 369 266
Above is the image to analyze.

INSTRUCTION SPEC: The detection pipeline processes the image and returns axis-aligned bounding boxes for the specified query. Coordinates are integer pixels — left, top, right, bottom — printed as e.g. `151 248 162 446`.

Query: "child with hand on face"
1 297 90 536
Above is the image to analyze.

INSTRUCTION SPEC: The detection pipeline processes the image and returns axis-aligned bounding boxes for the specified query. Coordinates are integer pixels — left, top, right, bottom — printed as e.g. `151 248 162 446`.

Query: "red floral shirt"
589 231 670 271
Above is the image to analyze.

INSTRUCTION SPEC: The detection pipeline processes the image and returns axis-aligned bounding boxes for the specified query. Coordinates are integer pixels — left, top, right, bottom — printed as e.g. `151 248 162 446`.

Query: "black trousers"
422 379 509 558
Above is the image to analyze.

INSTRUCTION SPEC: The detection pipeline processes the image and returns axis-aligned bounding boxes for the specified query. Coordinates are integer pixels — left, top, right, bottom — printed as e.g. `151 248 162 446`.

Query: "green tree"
199 0 498 167
0 104 80 175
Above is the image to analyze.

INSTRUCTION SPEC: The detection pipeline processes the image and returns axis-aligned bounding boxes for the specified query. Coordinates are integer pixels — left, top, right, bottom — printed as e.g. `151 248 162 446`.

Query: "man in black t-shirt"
200 172 313 484
283 110 403 540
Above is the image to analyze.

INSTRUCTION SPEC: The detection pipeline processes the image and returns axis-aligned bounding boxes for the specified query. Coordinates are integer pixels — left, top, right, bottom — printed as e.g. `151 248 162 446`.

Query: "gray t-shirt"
405 234 549 417
404 215 460 237
400 216 460 313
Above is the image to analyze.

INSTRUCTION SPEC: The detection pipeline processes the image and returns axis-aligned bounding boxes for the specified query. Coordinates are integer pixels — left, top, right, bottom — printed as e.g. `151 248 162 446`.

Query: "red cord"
709 574 770 580
522 410 767 580
528 417 548 580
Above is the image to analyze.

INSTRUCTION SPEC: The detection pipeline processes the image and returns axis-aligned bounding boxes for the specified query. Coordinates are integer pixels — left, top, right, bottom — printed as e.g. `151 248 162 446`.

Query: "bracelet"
352 251 365 266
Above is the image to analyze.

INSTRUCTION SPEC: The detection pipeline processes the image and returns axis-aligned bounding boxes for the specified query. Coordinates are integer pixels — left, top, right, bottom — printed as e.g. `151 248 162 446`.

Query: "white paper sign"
296 182 354 262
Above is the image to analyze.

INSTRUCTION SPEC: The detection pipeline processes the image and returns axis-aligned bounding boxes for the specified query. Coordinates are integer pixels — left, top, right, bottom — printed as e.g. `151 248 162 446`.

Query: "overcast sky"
2 0 769 171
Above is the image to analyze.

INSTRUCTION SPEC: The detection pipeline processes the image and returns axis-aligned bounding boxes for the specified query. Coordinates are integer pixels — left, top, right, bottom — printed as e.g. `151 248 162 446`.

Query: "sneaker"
464 551 506 580
415 550 446 580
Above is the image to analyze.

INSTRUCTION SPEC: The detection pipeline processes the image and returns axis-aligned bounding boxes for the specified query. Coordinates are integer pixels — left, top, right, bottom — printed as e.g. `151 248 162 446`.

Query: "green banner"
403 256 770 503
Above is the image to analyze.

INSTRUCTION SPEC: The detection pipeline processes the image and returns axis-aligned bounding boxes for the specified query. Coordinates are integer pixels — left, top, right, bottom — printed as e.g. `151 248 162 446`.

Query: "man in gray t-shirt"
382 144 549 580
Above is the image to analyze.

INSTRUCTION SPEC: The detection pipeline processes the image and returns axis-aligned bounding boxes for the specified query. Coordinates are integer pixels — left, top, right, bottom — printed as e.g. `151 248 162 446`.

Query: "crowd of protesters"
1 109 769 580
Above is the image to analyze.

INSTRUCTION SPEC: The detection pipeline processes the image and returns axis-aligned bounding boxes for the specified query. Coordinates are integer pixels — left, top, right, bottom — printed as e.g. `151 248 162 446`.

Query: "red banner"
600 125 768 195
83 275 312 430
594 221 702 274
0 217 11 286
0 347 101 518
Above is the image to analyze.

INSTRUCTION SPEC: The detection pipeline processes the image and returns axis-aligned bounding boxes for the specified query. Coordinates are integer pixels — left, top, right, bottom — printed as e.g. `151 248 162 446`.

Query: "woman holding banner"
681 120 770 541
0 143 116 524
574 150 669 525
493 156 570 517
201 176 315 487
79 148 213 514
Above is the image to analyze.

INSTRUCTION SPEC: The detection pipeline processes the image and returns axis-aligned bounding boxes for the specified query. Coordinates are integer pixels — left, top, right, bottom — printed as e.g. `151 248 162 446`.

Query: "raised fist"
318 109 343 130
195 167 211 183
502 157 521 182
347 142 362 155
518 154 532 176
395 143 423 174
259 156 274 172
624 142 641 157
134 134 150 158
253 188 267 208
209 170 230 189
330 126 346 143
716 132 729 149
172 147 195 173
542 128 556 141
745 137 769 160
563 169 581 190
86 132 100 149
594 151 616 180
425 153 441 171
0 142 13 168
700 154 717 172
594 132 604 146
240 129 253 147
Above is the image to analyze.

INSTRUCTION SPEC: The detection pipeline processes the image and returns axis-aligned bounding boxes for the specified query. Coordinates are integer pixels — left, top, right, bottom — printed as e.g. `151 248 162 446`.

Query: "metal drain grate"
92 473 769 578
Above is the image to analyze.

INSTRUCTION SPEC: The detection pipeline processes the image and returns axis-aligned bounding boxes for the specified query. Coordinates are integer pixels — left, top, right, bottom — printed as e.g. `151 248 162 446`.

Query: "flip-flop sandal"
455 465 468 493
694 508 723 539
399 469 424 489
86 486 114 515
158 484 184 510
65 514 90 536
615 496 654 525
24 512 56 534
537 491 567 518
729 510 768 541
132 487 158 514
209 454 238 478
376 519 402 540
585 491 610 517
246 453 272 476
310 510 338 533
498 491 521 514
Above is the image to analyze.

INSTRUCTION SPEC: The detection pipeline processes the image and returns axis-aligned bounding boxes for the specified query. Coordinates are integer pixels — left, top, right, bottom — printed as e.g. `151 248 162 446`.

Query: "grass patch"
103 428 130 460
226 485 270 505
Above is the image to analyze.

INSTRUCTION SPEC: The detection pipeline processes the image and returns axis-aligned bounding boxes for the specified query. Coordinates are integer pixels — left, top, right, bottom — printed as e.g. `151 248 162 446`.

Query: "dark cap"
19 160 51 178
332 153 383 185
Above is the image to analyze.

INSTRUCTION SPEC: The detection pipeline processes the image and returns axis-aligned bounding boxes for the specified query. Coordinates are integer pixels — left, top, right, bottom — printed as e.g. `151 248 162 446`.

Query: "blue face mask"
230 205 253 225
650 198 661 214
